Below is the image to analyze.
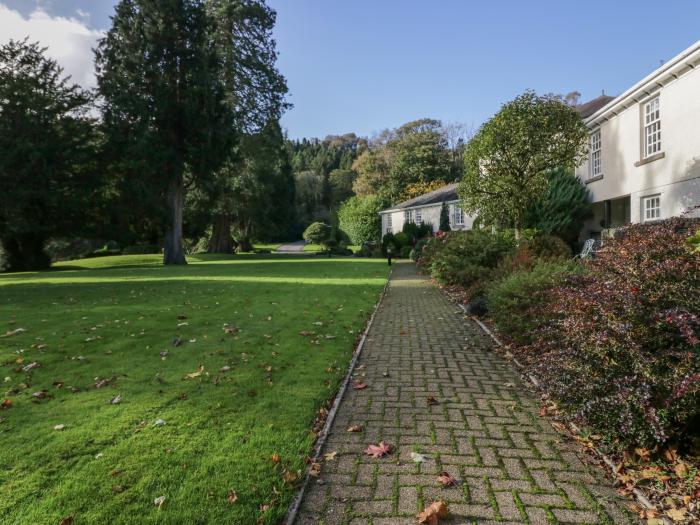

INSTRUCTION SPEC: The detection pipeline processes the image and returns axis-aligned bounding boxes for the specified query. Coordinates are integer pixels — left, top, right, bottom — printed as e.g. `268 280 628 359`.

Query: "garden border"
454 301 673 525
283 267 393 525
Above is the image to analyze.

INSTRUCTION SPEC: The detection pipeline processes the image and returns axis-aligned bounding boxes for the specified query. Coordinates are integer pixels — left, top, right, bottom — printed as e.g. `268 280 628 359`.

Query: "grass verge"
0 253 387 524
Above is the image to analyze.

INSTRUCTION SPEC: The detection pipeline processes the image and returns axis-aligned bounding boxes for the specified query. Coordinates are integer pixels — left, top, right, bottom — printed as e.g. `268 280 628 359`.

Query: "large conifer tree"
96 0 232 265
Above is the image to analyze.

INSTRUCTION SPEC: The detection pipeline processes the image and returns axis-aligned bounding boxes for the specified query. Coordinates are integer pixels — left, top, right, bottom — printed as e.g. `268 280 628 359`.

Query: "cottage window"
643 97 661 158
642 195 660 222
589 130 602 179
453 205 464 226
415 209 423 224
404 210 413 223
386 213 392 233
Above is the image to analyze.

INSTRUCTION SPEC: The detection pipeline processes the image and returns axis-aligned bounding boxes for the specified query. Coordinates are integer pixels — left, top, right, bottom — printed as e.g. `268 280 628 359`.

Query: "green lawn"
0 254 387 524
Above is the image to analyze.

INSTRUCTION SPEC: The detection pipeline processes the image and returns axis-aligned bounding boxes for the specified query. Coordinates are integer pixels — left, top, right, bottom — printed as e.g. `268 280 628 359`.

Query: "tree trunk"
1 234 51 272
236 219 253 253
208 214 236 253
163 175 187 265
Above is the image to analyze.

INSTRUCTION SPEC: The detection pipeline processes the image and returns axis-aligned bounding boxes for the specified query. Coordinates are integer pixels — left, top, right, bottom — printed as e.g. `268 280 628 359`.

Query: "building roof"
585 40 700 125
575 95 616 118
380 183 459 213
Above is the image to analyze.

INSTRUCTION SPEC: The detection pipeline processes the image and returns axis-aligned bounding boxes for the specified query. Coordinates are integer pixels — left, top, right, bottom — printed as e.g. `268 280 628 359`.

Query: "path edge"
283 266 393 525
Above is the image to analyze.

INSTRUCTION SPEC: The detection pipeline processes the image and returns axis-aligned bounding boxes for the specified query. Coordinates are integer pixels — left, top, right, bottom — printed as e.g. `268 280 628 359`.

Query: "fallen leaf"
185 365 204 379
59 516 74 525
227 489 238 504
94 377 113 389
1 399 12 409
110 395 122 405
154 495 166 509
54 424 66 431
309 462 322 477
427 396 439 406
437 471 457 487
22 362 40 372
417 500 449 524
663 447 678 463
112 485 124 493
271 453 280 463
298 330 314 337
364 441 392 458
347 424 364 433
172 337 182 347
31 391 48 399
282 469 298 484
154 419 166 426
0 327 26 338
410 451 428 463
220 365 231 372
635 448 651 462
323 451 338 461
666 508 686 522
674 463 688 478
352 382 368 390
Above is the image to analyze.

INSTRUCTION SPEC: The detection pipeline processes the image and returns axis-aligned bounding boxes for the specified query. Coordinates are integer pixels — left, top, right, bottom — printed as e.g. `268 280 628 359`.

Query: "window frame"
642 96 661 159
414 209 422 224
403 210 412 224
642 194 661 223
386 213 392 233
589 129 602 180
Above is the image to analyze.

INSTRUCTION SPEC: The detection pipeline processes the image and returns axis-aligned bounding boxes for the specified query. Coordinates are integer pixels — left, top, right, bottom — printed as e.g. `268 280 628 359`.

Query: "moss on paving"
0 253 387 524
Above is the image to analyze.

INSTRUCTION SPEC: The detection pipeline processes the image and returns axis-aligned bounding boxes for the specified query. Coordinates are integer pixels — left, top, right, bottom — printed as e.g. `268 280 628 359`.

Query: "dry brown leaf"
227 489 238 504
271 453 280 463
666 508 687 522
352 382 368 390
426 396 439 406
364 441 392 458
674 462 688 478
347 424 364 433
185 365 204 379
635 447 651 462
436 471 457 487
323 451 337 461
282 469 299 484
417 500 449 525
1 399 11 410
59 516 74 525
309 462 322 477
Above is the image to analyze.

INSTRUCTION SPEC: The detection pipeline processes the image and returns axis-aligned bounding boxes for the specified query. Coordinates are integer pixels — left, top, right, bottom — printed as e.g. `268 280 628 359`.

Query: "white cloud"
0 4 104 87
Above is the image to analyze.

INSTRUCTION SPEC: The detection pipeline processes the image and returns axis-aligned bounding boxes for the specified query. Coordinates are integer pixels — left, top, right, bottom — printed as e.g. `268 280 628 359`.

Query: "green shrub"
303 222 332 249
381 233 395 256
487 260 580 345
393 232 410 248
494 234 571 279
411 239 429 261
399 245 412 258
337 195 383 245
423 230 515 288
402 221 432 242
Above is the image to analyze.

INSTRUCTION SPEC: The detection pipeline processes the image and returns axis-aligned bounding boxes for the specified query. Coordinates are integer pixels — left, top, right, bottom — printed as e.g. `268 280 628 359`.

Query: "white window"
404 210 413 223
589 130 602 179
386 213 392 233
415 209 422 224
642 195 660 222
643 97 661 158
453 205 464 226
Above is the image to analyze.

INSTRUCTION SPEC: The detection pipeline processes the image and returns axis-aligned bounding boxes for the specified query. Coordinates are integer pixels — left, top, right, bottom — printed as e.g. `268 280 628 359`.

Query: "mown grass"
0 253 387 524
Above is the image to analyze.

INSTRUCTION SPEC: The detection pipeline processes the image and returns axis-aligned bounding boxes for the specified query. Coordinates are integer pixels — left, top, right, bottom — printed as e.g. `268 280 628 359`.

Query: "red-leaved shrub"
532 218 700 447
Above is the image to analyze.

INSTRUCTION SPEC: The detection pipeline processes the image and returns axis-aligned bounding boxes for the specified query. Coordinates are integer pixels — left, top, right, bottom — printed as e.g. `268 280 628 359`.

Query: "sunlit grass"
0 254 387 524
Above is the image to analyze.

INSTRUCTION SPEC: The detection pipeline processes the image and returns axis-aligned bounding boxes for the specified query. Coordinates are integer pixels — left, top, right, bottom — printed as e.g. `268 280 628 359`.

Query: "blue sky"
2 1 699 139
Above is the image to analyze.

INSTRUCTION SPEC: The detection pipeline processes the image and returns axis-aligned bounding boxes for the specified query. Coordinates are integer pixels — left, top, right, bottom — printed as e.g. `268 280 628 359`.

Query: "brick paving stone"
293 263 637 524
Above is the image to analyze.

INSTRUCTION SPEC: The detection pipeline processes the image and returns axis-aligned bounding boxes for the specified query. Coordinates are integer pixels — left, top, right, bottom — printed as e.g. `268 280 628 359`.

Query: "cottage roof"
381 183 459 213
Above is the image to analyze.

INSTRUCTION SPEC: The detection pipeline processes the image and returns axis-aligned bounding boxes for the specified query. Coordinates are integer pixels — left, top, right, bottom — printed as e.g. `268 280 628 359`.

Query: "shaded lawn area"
0 254 387 524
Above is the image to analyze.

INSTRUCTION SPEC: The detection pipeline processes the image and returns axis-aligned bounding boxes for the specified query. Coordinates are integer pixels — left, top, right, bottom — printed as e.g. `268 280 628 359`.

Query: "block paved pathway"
294 262 636 525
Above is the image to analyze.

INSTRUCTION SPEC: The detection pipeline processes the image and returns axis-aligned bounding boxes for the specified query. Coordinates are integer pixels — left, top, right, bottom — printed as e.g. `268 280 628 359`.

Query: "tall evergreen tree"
96 0 232 265
0 39 99 271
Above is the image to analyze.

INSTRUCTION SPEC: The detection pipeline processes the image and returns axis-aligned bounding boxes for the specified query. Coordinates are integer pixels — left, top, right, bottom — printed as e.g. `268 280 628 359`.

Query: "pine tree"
0 39 99 271
439 202 451 232
96 0 232 265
